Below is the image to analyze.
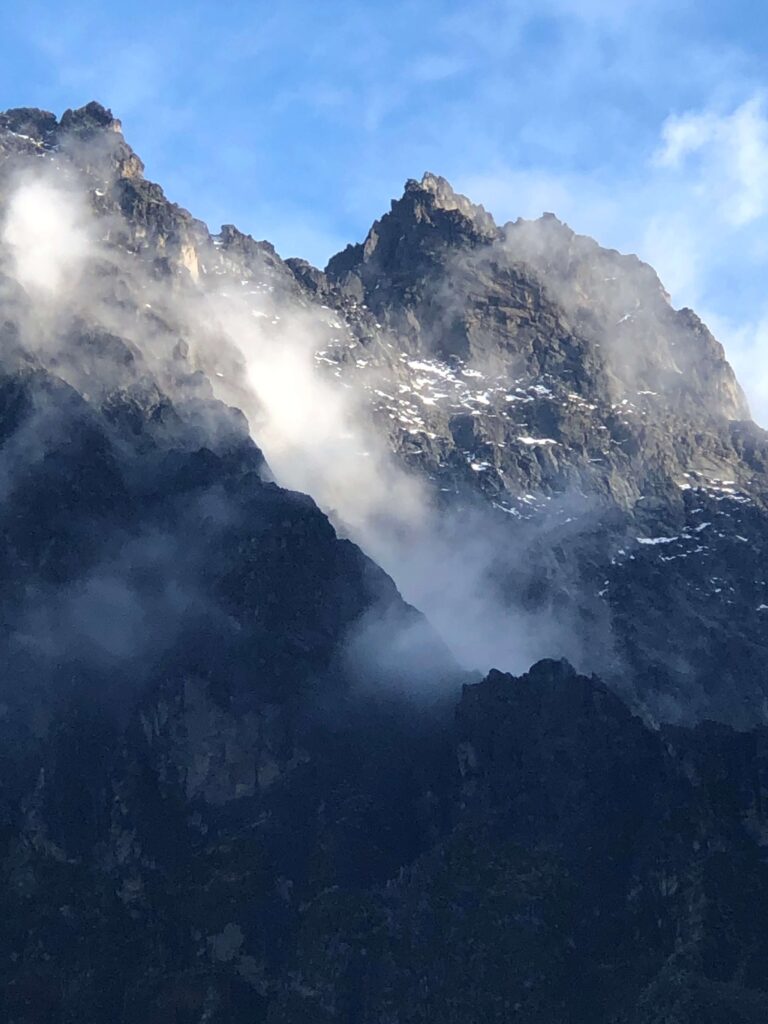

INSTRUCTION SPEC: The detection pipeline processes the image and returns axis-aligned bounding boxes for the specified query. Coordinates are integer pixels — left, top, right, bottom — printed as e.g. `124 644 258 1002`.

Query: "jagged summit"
325 171 497 282
322 168 747 423
60 100 125 135
406 171 498 233
0 105 58 140
0 100 124 144
0 99 144 180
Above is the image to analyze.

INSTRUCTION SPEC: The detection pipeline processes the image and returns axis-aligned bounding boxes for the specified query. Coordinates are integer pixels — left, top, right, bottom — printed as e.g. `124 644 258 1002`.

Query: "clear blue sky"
4 1 768 416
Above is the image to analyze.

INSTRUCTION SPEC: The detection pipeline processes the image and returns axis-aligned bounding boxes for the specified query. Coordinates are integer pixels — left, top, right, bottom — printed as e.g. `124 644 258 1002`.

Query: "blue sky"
3 0 768 416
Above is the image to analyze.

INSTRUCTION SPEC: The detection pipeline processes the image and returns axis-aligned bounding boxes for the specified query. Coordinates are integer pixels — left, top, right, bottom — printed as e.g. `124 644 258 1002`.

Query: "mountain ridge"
2 100 768 1022
3 100 768 725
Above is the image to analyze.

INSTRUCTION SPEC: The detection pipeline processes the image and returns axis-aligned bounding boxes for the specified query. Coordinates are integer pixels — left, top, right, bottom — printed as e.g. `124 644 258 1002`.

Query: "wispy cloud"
655 93 768 226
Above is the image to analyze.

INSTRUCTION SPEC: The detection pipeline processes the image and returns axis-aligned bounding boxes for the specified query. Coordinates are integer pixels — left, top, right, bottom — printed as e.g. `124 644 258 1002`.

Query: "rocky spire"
407 171 497 236
0 106 58 142
0 100 144 179
60 100 123 135
325 172 498 288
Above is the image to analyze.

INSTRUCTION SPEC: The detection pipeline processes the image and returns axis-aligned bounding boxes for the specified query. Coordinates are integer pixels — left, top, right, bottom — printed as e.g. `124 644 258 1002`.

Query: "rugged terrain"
317 173 768 726
1 102 768 1022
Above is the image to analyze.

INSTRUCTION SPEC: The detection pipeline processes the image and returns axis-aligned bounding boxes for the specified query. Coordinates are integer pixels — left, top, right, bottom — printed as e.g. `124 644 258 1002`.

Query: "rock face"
270 662 768 1024
317 173 768 725
1 103 768 1022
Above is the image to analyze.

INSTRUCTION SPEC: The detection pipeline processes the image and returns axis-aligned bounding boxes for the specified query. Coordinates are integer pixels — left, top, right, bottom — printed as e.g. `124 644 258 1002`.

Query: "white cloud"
655 94 768 227
2 177 93 295
640 212 703 299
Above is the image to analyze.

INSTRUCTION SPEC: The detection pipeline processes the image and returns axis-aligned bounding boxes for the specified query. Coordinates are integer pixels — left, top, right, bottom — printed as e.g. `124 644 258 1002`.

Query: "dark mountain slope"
269 662 768 1024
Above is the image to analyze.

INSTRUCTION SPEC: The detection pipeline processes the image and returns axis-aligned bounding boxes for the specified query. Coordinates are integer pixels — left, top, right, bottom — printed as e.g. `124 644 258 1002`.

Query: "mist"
186 283 580 679
2 176 93 296
0 156 613 694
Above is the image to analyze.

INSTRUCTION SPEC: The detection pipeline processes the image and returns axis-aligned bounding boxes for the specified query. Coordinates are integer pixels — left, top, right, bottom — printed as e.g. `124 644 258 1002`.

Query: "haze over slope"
2 101 768 725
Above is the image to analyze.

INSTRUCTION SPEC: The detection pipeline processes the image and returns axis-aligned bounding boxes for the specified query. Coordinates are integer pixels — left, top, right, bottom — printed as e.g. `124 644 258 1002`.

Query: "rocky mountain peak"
60 100 122 135
406 171 498 234
327 167 748 420
0 99 144 181
500 212 748 420
0 106 58 143
325 172 498 288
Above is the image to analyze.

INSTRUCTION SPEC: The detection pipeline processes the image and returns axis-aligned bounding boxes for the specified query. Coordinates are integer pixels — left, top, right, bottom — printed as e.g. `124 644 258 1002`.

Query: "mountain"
316 172 768 726
1 102 768 1022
